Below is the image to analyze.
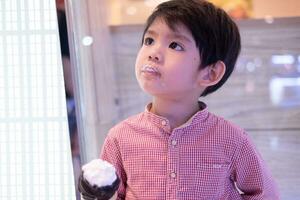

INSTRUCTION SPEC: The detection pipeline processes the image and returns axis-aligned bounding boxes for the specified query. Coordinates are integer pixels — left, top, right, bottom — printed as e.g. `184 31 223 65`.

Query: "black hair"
142 0 241 96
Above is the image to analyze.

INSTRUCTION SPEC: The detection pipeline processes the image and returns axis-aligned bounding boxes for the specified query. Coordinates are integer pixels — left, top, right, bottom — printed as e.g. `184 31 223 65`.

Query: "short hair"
142 0 241 96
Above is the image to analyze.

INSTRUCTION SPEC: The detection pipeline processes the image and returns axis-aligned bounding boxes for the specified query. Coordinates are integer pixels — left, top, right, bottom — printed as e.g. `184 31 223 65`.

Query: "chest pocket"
178 163 230 199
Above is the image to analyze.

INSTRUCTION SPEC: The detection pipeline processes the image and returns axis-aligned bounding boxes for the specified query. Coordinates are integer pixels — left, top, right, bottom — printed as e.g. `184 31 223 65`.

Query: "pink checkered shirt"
101 102 279 200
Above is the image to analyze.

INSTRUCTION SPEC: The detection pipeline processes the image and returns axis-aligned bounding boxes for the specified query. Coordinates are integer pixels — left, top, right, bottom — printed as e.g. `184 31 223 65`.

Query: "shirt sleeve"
231 134 280 200
100 133 127 200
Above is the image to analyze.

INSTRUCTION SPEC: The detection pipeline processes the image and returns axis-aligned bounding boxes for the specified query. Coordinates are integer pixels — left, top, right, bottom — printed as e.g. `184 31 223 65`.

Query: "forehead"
148 17 189 33
145 17 194 41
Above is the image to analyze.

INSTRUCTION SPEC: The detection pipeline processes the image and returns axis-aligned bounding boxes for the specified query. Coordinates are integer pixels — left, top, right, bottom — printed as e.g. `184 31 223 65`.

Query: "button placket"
168 133 181 183
166 133 181 200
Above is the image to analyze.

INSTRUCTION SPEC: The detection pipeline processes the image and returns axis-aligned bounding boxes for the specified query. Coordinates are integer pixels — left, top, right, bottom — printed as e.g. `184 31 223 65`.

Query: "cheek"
192 53 201 66
135 50 143 71
135 48 146 67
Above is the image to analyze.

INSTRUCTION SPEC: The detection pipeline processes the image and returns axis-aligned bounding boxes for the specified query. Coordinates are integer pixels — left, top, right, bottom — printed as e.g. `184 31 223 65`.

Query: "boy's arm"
231 134 280 200
100 134 127 200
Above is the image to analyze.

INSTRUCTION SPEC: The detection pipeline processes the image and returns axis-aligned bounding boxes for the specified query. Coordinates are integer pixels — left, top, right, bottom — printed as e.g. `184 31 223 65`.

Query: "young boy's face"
135 18 204 100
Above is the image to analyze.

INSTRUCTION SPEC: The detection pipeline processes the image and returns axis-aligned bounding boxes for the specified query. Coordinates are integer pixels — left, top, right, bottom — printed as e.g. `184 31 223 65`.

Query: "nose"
148 46 163 62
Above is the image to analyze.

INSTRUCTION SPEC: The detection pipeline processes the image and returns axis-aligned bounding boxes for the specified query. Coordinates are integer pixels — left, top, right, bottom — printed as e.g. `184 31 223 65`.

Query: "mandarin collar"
144 101 209 133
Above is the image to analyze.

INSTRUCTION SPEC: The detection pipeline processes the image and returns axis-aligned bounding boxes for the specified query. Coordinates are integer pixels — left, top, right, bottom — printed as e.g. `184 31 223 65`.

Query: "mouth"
141 64 161 77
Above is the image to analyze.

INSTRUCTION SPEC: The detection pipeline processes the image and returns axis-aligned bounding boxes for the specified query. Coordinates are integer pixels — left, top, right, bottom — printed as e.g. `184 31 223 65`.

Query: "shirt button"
170 172 176 178
171 140 177 146
161 120 167 126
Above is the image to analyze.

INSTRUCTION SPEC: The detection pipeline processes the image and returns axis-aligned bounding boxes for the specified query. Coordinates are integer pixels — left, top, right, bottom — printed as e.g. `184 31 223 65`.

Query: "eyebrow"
145 29 193 44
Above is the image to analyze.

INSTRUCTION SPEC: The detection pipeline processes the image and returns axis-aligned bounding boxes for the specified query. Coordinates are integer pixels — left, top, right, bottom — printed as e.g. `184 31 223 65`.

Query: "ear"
197 61 226 87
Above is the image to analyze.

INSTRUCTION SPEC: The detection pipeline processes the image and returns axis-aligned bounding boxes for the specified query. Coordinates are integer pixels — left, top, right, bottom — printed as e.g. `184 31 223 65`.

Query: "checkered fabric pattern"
101 102 279 200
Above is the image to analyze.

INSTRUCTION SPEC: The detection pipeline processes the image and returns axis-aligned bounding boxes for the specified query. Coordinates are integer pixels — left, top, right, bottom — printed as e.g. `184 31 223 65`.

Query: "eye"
144 37 154 46
169 42 184 51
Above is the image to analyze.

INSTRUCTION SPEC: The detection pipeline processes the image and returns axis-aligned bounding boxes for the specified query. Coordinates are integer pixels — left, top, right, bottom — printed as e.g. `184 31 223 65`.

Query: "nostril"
149 55 159 61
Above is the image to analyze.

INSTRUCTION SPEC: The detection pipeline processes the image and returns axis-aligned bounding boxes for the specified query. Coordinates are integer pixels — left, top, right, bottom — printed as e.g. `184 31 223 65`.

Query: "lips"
141 64 161 77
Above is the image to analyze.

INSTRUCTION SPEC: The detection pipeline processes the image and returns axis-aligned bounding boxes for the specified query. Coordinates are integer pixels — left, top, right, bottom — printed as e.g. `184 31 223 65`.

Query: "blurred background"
56 0 300 199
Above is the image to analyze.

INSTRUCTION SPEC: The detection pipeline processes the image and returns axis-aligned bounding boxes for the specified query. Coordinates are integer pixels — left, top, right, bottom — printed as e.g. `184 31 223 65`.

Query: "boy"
101 0 279 199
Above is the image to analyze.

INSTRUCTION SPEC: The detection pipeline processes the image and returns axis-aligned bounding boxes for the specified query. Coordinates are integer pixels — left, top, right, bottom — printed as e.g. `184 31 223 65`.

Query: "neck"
150 98 200 130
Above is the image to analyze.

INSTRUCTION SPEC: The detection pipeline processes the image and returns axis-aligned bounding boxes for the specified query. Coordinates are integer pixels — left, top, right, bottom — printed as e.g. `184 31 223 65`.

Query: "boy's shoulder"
207 111 248 141
107 112 145 138
210 112 243 130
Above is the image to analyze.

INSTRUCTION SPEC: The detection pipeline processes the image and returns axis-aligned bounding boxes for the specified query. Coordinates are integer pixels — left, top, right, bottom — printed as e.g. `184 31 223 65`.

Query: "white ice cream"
82 159 117 187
